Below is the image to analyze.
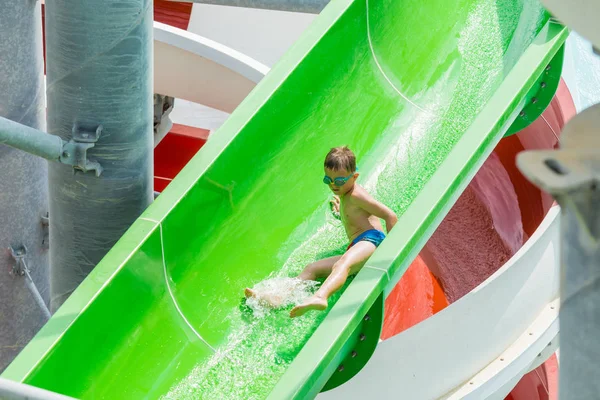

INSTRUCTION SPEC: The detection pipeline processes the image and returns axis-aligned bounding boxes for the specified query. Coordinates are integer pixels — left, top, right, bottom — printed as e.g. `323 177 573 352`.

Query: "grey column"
0 0 49 372
45 0 153 311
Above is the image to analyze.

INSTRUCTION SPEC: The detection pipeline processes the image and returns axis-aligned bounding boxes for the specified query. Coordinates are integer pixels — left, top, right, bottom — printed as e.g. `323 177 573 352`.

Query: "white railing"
153 22 269 113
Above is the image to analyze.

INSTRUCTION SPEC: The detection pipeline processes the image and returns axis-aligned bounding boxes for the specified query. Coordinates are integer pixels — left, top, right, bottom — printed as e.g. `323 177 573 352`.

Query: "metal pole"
178 0 329 13
0 116 104 175
0 378 76 400
0 0 50 372
45 0 154 311
0 116 64 162
10 246 52 320
517 104 600 400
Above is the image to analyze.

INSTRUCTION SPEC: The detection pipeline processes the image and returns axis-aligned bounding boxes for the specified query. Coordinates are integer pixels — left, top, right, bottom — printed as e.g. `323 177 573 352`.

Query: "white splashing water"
246 277 320 318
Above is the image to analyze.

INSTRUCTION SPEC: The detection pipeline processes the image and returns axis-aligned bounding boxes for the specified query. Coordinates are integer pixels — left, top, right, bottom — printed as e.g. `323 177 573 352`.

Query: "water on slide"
6 0 550 398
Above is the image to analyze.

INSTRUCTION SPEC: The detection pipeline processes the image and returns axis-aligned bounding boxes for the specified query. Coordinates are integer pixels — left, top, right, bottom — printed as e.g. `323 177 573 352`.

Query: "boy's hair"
324 146 356 172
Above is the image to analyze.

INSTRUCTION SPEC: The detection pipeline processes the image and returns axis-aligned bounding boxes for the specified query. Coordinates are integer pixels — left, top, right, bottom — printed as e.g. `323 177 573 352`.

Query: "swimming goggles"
323 172 354 187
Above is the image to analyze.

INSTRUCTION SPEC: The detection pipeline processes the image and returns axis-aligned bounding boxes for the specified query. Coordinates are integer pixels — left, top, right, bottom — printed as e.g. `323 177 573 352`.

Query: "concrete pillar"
0 0 49 372
45 0 154 310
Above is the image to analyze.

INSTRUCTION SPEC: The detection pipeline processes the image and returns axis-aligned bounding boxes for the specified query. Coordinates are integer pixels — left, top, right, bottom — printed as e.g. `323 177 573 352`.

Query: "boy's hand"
330 196 340 213
329 196 341 220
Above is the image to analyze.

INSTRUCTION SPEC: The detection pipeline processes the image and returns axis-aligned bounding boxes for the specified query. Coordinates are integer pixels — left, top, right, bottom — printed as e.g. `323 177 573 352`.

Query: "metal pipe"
9 246 52 320
179 0 329 13
0 378 76 400
0 116 64 162
23 263 52 320
23 269 52 320
45 0 154 311
0 0 49 372
0 116 104 175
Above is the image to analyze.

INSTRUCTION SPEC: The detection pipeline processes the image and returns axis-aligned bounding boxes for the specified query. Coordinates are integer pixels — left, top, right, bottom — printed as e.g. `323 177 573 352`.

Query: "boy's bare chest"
340 200 365 222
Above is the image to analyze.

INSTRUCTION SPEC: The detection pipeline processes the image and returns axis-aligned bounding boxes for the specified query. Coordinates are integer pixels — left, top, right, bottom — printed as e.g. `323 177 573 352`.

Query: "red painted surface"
506 354 559 400
546 354 559 400
422 151 524 302
381 255 448 339
495 79 576 238
154 1 193 30
41 4 46 75
154 124 209 192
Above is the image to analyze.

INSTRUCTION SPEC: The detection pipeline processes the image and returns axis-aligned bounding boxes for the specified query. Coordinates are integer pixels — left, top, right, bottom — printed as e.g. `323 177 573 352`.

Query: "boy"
246 146 397 318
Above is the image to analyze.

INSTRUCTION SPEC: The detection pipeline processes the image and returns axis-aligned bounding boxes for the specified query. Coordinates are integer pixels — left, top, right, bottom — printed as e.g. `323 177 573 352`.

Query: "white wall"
170 4 315 131
562 31 600 112
170 99 230 133
188 4 316 67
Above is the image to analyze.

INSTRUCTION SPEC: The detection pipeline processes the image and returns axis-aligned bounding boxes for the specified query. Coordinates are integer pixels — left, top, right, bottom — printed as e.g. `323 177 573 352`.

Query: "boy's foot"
290 296 328 318
245 288 284 307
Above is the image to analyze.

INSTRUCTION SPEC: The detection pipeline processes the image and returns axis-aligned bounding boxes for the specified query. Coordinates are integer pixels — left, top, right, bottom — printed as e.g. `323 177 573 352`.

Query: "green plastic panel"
321 293 384 392
3 0 567 399
505 43 565 136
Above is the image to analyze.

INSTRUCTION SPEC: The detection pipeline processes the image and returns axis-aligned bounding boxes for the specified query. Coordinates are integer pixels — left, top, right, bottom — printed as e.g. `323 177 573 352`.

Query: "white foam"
246 277 320 318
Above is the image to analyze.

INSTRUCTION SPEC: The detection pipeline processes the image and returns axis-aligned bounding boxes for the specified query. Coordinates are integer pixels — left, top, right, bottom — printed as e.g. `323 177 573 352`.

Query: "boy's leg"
297 256 342 280
290 241 376 317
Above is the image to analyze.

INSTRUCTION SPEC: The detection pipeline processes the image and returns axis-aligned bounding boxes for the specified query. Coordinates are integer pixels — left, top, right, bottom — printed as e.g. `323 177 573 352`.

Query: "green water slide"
3 0 566 398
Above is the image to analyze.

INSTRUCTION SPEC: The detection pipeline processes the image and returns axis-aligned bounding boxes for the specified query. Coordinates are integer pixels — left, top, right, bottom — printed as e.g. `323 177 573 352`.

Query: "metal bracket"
59 124 103 176
41 212 49 250
8 245 52 320
9 245 28 276
154 94 175 147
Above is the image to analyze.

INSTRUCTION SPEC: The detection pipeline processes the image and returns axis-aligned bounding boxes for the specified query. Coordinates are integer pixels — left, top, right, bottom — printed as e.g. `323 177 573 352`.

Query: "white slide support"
318 207 561 400
153 22 269 113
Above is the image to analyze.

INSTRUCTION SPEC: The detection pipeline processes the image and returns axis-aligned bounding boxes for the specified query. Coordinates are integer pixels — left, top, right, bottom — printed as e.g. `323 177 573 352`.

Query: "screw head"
338 365 345 372
351 350 358 358
359 333 366 341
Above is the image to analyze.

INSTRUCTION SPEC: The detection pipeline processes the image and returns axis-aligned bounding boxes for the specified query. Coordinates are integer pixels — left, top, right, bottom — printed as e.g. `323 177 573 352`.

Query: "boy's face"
324 168 358 195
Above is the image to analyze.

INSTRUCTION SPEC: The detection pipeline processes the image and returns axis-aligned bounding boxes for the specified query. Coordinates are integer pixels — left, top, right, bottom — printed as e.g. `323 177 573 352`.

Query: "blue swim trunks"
347 229 386 250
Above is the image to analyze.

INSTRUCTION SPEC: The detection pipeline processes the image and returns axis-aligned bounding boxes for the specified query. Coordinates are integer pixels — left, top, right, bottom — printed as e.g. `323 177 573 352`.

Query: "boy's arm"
354 190 398 233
